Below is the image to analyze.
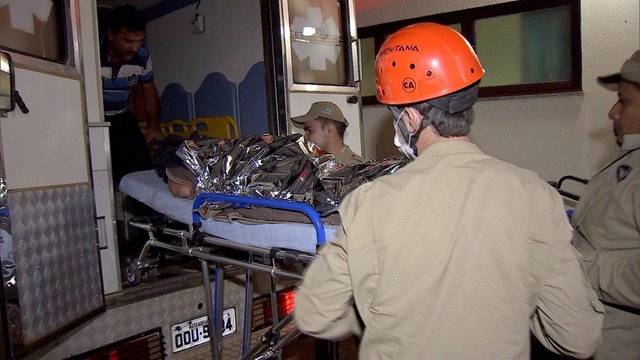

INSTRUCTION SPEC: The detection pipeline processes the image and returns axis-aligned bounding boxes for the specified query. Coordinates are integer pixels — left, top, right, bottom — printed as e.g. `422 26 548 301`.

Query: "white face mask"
393 120 417 159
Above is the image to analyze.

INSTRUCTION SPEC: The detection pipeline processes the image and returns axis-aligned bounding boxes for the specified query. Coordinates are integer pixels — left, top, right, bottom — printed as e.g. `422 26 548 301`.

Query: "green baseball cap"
291 101 349 128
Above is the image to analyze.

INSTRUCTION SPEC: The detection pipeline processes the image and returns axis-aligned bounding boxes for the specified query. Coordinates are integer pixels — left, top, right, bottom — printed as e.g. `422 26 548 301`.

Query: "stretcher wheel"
125 262 142 286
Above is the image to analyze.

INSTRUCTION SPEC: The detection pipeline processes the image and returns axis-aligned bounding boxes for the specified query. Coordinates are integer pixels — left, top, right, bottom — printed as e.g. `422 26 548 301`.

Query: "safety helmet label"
402 78 416 93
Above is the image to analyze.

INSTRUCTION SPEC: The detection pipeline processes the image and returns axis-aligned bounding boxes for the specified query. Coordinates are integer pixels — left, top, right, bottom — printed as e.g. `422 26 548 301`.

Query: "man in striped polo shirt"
101 5 162 186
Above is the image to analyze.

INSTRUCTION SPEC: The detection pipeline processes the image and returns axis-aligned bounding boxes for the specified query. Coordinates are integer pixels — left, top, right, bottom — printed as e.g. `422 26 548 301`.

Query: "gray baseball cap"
291 101 349 128
597 49 640 91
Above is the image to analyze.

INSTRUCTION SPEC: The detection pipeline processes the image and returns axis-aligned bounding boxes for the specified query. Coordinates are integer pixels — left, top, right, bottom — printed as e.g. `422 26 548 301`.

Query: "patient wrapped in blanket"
155 133 408 217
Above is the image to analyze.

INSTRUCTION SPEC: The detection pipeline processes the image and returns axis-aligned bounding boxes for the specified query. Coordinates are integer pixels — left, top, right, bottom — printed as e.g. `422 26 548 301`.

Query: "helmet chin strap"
390 106 436 156
390 106 415 151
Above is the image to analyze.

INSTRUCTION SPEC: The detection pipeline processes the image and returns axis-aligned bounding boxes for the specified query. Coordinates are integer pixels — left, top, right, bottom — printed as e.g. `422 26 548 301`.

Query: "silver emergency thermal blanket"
156 133 409 216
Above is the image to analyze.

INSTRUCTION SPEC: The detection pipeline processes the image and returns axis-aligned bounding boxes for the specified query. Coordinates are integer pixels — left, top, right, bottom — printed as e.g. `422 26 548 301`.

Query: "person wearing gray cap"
291 101 365 165
571 50 640 360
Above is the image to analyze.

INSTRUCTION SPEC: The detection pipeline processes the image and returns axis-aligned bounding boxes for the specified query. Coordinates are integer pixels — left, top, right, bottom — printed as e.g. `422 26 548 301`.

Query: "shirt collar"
621 133 640 151
419 140 482 158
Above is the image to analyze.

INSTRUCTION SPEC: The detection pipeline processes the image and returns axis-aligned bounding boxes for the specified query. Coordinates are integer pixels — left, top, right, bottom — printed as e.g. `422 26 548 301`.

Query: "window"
359 37 377 98
358 0 580 105
288 0 350 86
0 1 67 63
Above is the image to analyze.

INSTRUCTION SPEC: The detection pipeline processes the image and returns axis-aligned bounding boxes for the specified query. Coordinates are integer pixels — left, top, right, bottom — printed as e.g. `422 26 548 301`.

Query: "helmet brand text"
380 45 419 55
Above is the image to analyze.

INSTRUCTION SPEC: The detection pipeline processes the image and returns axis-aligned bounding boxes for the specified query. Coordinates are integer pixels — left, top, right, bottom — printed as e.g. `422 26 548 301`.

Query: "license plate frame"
171 307 237 353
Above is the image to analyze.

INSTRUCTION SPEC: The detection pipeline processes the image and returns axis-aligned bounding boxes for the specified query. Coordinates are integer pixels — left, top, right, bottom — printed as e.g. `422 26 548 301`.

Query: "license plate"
171 308 237 353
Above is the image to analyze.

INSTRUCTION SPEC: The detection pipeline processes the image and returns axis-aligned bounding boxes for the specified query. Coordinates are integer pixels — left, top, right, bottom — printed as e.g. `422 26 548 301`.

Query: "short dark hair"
413 102 474 137
105 5 146 34
317 117 347 139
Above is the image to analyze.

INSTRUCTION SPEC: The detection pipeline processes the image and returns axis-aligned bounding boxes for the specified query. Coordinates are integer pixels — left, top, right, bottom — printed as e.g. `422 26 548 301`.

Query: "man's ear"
404 107 424 135
325 122 335 135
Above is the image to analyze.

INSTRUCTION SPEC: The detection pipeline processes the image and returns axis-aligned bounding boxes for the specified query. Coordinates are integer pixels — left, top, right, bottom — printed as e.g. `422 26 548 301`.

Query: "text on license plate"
171 307 237 353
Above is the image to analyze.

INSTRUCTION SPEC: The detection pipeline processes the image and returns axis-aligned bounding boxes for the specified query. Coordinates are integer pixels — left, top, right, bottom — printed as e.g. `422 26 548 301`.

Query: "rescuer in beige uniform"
571 50 640 360
291 101 365 165
295 23 604 359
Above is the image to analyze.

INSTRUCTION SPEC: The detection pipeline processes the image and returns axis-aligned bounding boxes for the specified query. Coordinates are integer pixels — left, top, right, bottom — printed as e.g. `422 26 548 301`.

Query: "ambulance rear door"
0 1 106 358
264 0 364 156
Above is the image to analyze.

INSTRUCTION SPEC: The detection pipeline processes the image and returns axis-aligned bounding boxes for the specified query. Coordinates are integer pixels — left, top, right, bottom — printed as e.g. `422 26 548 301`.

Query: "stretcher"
119 170 339 359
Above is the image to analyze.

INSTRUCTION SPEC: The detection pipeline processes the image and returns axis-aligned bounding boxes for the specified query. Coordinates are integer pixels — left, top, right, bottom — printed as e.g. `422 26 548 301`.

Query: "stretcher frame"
551 175 589 201
126 192 330 360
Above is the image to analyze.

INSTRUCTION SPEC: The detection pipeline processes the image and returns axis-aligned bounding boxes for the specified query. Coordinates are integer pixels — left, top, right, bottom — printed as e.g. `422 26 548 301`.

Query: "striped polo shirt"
100 43 153 116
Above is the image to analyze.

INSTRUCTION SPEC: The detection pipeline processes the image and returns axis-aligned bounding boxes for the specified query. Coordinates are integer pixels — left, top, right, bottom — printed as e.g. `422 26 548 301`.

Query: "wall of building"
146 0 639 182
356 0 639 181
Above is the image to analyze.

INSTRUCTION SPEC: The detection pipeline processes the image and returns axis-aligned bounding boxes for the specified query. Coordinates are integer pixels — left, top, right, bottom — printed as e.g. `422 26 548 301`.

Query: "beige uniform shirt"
572 135 640 360
296 141 603 360
334 145 365 165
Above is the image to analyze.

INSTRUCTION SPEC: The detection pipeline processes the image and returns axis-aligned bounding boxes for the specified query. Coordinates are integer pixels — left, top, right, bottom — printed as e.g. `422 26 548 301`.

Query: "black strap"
595 148 639 176
427 82 480 113
601 300 640 316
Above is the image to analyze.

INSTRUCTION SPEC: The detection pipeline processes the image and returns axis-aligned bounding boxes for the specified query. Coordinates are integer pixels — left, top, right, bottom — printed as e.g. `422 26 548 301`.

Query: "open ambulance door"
0 1 107 358
262 0 364 156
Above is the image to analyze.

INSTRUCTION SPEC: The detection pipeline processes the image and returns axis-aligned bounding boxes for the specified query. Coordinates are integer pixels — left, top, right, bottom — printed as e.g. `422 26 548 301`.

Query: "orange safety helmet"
374 22 485 107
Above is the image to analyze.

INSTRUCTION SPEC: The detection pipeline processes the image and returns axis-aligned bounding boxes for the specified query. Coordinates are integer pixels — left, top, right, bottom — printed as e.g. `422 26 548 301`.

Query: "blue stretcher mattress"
119 170 337 254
